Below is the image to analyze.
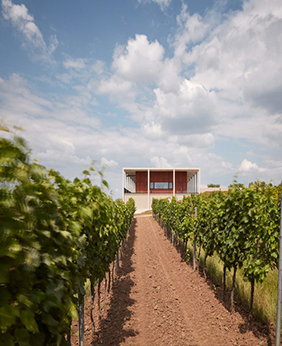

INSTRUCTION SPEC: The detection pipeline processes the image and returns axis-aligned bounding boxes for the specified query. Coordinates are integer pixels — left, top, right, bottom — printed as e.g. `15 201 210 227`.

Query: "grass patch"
135 210 152 216
186 244 277 324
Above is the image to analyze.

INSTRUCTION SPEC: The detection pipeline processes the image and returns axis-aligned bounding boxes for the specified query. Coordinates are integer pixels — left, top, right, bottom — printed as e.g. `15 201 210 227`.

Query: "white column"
198 170 201 193
148 169 150 210
173 169 175 196
122 169 125 202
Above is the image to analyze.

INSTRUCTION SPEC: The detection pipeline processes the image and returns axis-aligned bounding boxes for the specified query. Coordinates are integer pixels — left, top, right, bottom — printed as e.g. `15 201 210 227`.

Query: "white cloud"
153 79 217 134
101 157 118 168
143 122 163 139
48 34 58 54
2 0 282 196
112 34 164 85
1 70 280 194
174 3 210 58
137 0 172 11
63 58 86 70
91 60 105 75
239 159 259 172
0 74 100 130
98 76 135 101
150 156 172 168
2 0 58 62
183 0 282 112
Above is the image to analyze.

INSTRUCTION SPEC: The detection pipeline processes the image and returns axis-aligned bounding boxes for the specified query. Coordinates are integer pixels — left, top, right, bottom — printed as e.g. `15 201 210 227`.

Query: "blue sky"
1 0 282 197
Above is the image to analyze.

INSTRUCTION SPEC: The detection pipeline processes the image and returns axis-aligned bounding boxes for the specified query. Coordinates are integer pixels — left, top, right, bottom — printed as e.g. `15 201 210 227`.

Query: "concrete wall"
200 187 229 193
124 193 149 213
125 192 192 213
149 193 190 206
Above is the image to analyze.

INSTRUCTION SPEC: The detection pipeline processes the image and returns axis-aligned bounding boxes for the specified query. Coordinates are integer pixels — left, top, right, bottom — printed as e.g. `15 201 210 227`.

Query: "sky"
0 0 282 197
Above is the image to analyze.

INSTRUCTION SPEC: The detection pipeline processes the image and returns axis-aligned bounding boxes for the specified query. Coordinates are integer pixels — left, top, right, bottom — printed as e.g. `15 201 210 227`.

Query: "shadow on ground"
154 217 274 346
212 285 273 346
93 218 138 346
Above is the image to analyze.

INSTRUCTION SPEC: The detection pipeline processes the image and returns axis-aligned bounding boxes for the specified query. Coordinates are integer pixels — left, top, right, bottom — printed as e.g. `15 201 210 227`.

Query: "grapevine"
0 125 135 346
152 183 280 313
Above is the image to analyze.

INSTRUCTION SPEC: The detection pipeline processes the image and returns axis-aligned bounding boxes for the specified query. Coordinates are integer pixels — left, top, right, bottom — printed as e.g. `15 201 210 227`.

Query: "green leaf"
0 305 20 329
20 310 39 333
0 264 10 283
17 294 33 308
15 328 30 346
102 179 109 189
0 333 14 346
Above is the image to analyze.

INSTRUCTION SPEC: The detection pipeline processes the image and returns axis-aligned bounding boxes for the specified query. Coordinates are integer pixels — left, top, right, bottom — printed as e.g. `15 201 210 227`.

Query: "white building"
122 167 200 213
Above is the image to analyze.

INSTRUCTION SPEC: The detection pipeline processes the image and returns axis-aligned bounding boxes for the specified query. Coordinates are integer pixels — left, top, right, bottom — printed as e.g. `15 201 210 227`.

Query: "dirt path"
72 215 273 346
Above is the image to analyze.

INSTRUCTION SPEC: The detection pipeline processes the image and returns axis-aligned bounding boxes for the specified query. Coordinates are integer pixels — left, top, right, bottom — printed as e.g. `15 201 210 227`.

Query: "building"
200 186 229 193
122 167 200 213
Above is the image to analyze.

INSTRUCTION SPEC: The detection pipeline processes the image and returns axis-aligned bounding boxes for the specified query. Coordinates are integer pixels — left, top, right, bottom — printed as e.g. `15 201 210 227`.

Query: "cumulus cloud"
2 0 58 62
112 34 164 85
2 0 282 195
98 76 135 101
0 74 232 194
153 79 217 134
239 159 259 172
143 122 163 139
174 3 210 58
182 0 282 113
90 0 282 189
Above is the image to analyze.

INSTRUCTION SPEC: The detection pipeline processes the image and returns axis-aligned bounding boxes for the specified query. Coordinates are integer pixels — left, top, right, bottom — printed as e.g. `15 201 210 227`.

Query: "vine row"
0 125 135 346
152 182 281 313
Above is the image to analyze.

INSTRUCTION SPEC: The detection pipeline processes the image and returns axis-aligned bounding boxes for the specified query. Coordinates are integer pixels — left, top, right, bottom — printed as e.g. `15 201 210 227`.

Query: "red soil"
71 215 275 346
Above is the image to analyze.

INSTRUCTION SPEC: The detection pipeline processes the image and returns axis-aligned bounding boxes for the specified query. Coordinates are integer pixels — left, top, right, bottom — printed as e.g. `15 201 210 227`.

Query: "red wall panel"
176 171 187 193
150 171 173 193
136 171 148 193
135 170 187 193
150 171 173 182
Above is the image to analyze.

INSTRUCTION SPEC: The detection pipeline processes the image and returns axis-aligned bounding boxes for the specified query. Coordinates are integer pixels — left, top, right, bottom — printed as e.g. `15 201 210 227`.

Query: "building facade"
122 167 200 213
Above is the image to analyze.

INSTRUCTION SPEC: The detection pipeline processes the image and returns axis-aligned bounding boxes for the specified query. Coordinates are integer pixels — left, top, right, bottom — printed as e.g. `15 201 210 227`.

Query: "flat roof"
123 167 200 173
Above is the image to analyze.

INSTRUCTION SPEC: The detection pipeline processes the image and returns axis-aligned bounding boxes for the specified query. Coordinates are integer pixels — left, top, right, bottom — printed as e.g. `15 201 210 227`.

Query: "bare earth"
72 215 274 346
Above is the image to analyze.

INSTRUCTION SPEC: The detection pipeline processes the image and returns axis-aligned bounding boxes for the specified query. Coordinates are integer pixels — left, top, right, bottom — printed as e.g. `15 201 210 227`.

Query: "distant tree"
207 183 220 188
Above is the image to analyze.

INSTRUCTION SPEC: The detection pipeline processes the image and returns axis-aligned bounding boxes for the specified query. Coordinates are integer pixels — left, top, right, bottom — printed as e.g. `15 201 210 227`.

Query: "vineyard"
152 183 282 315
1 124 282 346
0 126 135 346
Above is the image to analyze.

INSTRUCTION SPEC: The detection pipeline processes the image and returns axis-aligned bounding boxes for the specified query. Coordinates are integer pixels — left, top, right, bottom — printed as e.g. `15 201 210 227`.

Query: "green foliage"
152 183 280 288
0 127 135 345
207 183 220 188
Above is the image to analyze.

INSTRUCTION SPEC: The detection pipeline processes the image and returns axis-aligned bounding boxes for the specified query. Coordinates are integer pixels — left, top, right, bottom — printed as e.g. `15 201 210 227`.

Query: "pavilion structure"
122 167 200 213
